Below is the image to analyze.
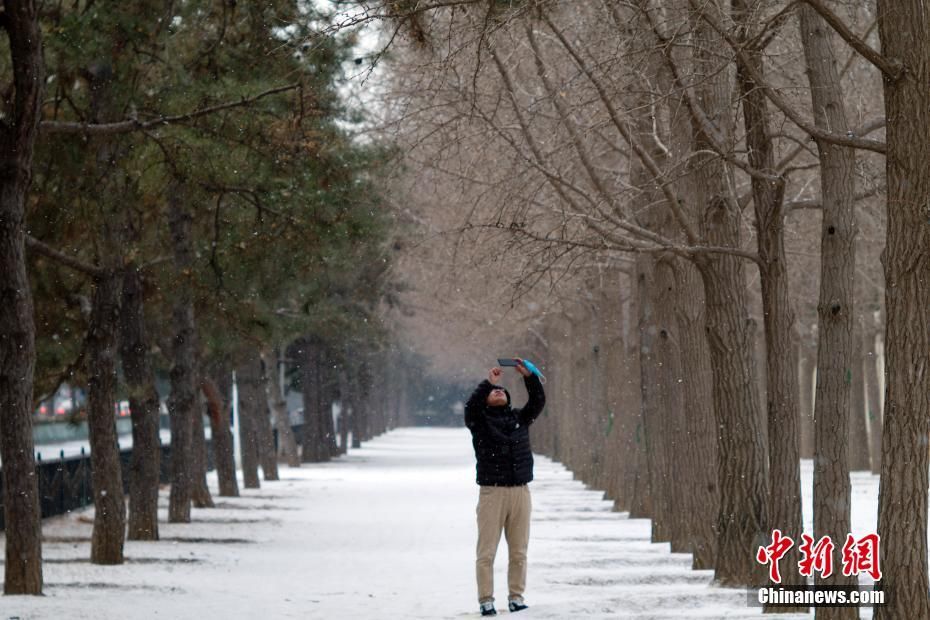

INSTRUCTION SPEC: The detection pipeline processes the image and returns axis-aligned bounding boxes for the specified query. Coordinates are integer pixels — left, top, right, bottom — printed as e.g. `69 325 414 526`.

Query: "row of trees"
367 0 926 617
0 0 412 596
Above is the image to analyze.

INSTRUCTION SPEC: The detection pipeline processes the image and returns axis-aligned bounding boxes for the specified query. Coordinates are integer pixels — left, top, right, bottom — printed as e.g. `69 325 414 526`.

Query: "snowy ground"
1 427 878 619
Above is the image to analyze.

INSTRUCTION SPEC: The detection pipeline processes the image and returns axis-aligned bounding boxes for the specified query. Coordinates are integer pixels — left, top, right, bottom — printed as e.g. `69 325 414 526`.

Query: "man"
465 358 546 617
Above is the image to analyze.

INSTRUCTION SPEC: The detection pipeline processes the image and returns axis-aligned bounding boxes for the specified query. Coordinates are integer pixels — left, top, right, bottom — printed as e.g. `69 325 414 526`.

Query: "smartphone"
497 358 518 367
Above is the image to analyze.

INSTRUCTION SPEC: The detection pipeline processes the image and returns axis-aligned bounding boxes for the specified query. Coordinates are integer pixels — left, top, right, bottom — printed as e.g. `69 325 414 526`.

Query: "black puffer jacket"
465 374 546 486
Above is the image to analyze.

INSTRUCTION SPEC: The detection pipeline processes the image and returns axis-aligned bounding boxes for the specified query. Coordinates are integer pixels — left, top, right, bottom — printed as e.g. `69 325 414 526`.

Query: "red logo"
798 534 835 578
756 530 882 582
841 533 882 580
756 529 794 583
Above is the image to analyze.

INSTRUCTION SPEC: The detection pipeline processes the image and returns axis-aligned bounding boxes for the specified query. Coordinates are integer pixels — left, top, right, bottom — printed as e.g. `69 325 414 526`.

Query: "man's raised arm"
464 367 502 429
515 361 546 426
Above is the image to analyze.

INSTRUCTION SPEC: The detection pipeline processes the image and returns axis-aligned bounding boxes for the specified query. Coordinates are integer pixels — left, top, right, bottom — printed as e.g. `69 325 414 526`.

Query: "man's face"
487 388 508 407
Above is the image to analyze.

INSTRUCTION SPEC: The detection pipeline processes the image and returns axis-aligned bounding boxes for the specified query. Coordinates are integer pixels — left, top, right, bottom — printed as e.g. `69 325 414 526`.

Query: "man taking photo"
465 358 546 616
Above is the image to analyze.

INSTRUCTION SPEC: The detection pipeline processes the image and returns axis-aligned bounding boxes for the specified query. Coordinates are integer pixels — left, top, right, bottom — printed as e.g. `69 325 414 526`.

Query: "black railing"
0 441 214 531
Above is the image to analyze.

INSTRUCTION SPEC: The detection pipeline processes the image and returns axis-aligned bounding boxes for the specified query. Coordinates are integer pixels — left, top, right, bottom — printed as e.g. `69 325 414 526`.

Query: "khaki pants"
475 484 531 603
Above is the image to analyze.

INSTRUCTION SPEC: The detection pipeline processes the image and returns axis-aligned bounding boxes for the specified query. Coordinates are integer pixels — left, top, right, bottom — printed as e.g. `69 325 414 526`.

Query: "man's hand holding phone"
494 358 531 378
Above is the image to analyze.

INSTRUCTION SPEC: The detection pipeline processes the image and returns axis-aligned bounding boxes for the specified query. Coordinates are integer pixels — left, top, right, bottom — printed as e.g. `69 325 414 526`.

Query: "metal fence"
0 441 213 531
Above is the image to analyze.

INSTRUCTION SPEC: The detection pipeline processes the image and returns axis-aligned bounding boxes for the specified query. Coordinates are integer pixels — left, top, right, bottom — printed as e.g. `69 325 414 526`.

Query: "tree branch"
25 234 104 278
691 0 887 154
40 83 300 136
798 0 903 80
786 184 885 212
470 220 761 266
486 42 686 256
641 2 781 183
540 13 702 245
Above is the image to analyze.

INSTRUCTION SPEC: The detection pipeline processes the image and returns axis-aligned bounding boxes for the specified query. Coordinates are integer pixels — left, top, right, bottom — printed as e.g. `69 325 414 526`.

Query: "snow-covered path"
3 428 826 619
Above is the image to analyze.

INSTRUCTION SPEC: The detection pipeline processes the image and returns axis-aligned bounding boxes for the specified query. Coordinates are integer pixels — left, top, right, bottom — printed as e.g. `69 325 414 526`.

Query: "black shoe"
480 601 497 616
508 597 528 612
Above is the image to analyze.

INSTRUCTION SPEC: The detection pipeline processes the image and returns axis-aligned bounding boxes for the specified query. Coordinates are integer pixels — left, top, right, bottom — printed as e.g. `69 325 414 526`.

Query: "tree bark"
351 359 370 449
255 356 279 482
862 323 882 476
693 244 768 587
874 1 930 616
589 289 615 495
798 345 816 460
614 286 644 515
190 399 214 508
237 356 263 489
662 42 719 568
636 254 675 544
319 353 339 456
652 258 690 552
338 367 351 455
301 344 328 462
201 375 239 497
799 6 859 616
0 0 44 594
119 265 161 540
167 191 197 522
733 0 805 599
671 2 769 585
848 317 870 472
674 261 718 569
86 262 127 565
264 347 300 467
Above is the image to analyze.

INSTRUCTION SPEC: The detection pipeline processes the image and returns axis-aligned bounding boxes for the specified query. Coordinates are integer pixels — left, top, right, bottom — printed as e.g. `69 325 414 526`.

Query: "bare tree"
798 4 859 615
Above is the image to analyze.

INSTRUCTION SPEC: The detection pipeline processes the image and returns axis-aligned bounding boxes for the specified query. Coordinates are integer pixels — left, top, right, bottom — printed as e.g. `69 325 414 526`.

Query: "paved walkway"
1 427 815 619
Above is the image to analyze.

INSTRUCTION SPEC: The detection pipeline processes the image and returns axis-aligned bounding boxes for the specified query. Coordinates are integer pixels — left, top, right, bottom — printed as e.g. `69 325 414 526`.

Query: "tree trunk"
0 0 44 594
653 258 690 553
674 261 718 569
636 255 672 543
733 2 805 599
589 289 614 494
237 356 263 489
693 250 768 587
862 324 882 476
254 356 279 482
663 55 719 568
319 354 339 456
637 253 687 547
628 404 652 520
351 360 370 449
676 2 768 585
84 45 131 565
338 367 351 455
119 264 161 540
301 345 328 462
874 1 930 616
799 6 859 616
167 191 197 522
264 347 300 467
848 317 870 472
85 264 127 565
613 286 645 515
201 375 239 497
688 105 768 587
799 346 816 460
190 400 214 508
